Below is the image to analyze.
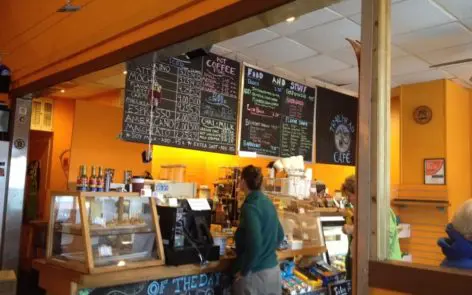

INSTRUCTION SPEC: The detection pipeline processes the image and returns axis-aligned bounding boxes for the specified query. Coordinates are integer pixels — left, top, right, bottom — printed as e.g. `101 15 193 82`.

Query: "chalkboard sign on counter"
122 52 240 154
240 66 316 161
328 280 352 295
78 272 231 295
315 88 357 166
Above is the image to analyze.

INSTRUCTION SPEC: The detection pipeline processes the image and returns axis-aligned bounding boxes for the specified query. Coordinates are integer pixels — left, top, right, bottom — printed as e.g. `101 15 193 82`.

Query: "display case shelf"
46 191 165 274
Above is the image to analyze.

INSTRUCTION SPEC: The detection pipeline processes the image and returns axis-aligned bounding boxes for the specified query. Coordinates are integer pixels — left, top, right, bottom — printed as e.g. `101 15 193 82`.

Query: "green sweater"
234 190 285 276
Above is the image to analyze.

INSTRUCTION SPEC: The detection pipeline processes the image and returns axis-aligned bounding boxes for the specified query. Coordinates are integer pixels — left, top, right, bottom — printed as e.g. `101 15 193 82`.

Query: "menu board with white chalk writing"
122 52 240 154
239 66 316 161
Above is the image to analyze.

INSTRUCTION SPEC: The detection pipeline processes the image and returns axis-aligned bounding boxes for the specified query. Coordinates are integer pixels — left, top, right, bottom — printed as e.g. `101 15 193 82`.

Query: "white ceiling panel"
326 44 408 66
442 63 472 81
393 22 472 54
282 55 351 77
329 0 362 17
392 55 430 76
433 0 472 20
239 37 316 65
463 17 472 30
289 18 361 53
391 0 455 35
341 82 359 94
392 69 452 85
316 67 358 85
224 51 273 69
420 42 472 65
216 29 279 51
210 45 233 56
268 8 342 36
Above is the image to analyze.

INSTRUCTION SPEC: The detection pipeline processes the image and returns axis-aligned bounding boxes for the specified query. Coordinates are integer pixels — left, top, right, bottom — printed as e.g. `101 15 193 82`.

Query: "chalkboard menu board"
78 272 231 295
315 87 357 166
239 66 316 161
122 52 240 154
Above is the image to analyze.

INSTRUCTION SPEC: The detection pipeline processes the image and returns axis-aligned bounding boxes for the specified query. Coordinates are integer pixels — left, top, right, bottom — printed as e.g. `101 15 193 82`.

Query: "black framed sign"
122 52 241 155
315 87 358 166
239 65 316 161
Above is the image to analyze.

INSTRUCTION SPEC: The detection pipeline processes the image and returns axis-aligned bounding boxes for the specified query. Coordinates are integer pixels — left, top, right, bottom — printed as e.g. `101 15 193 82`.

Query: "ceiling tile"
210 45 233 56
342 83 359 94
393 22 472 54
326 44 408 66
420 42 472 65
327 0 402 17
329 0 361 17
282 55 351 77
391 0 455 35
442 63 472 81
289 18 361 53
268 8 342 36
224 52 273 69
434 0 472 20
316 67 358 85
463 17 472 30
216 29 279 51
239 37 317 65
393 69 452 85
392 55 430 76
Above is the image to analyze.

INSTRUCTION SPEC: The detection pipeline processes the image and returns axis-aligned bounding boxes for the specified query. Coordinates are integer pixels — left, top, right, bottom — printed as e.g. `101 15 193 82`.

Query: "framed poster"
424 158 446 185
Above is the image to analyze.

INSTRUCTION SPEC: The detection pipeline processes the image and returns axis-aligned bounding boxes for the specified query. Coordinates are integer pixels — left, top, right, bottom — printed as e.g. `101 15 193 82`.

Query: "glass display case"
46 191 165 273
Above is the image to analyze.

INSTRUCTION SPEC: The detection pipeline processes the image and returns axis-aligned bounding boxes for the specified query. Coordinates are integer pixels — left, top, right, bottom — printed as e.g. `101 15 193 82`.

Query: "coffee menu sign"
239 66 316 161
315 87 358 166
122 52 240 154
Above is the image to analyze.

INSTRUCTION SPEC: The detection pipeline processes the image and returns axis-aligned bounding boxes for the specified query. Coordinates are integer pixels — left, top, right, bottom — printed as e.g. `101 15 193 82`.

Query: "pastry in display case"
46 191 165 273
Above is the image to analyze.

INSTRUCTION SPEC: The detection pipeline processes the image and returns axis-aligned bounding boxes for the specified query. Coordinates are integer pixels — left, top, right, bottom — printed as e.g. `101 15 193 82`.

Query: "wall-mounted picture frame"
424 158 446 185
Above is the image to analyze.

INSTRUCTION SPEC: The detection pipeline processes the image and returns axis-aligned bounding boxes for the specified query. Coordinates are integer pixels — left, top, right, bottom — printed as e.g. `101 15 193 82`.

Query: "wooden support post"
355 0 391 293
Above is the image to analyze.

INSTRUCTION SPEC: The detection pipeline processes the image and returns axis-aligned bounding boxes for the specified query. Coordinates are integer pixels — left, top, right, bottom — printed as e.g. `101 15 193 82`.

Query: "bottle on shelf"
77 165 88 192
96 166 104 192
89 166 97 192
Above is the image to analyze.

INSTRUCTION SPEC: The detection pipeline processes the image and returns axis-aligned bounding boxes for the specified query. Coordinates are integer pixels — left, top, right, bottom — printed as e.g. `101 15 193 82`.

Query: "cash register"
157 199 220 266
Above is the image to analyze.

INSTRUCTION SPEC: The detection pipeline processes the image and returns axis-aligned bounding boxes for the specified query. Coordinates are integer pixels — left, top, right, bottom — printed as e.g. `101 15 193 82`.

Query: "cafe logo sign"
330 114 355 165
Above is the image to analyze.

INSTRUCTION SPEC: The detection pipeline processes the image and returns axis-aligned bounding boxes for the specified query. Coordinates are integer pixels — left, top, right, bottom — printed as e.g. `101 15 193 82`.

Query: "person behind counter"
438 199 472 269
341 175 402 280
233 165 285 295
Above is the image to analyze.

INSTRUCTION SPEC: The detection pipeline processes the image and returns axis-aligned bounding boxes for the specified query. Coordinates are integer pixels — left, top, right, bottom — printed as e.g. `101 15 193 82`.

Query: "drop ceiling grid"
213 0 472 89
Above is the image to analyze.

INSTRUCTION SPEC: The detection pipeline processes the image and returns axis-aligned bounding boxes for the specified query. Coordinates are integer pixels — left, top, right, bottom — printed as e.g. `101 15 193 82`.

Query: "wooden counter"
33 246 326 295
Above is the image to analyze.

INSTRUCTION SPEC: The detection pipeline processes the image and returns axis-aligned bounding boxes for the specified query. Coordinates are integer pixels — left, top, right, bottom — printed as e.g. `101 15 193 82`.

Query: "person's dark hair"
241 165 263 191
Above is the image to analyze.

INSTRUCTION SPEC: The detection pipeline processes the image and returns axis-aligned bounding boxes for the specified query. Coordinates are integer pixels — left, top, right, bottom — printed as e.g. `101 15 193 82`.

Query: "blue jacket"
437 224 472 269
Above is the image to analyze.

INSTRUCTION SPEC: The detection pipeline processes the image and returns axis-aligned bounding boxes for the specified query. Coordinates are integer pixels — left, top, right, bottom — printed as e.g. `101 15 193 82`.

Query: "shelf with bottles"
46 191 165 273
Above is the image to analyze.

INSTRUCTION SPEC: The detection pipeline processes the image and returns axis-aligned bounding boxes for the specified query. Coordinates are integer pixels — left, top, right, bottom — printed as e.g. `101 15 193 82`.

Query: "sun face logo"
330 114 355 164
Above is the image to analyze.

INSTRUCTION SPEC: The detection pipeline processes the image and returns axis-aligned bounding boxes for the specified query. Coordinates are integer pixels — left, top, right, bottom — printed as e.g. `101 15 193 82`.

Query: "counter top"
33 245 326 290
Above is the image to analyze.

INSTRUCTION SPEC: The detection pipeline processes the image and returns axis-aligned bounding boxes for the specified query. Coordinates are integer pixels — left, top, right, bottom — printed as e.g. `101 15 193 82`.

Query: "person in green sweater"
233 165 285 295
341 175 402 280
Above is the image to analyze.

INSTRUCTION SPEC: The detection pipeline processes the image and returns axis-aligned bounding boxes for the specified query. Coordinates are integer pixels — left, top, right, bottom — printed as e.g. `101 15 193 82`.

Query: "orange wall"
445 80 471 217
68 100 149 185
151 146 355 192
400 80 446 185
391 96 400 189
49 99 75 191
0 0 242 89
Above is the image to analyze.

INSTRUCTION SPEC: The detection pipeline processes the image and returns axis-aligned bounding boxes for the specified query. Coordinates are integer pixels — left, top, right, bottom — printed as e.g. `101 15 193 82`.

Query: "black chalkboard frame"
237 62 317 163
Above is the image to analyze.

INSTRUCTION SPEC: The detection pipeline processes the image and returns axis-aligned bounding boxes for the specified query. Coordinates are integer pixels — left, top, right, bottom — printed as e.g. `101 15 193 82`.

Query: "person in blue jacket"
438 199 472 269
